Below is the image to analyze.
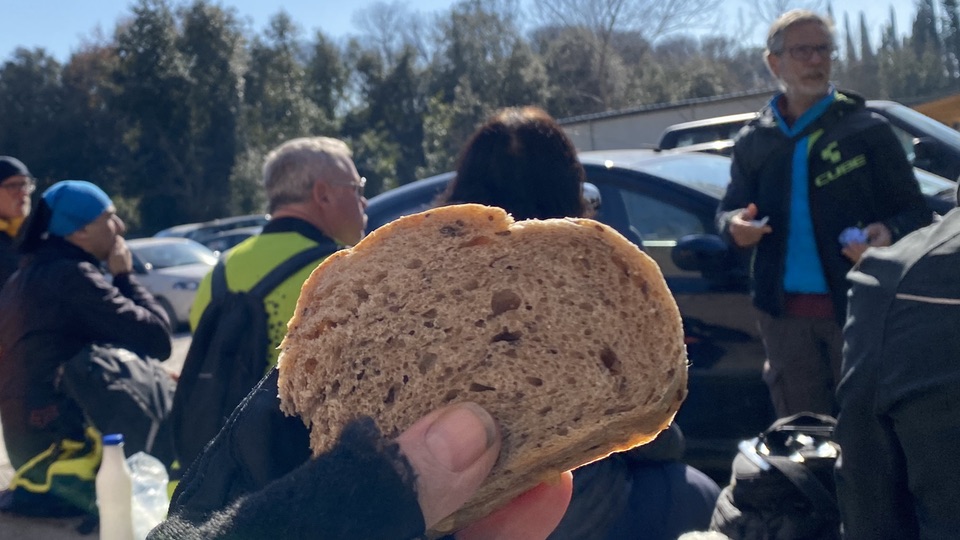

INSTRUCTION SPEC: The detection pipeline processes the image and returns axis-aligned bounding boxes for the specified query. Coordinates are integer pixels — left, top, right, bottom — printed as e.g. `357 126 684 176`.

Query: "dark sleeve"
150 371 426 540
67 263 171 360
716 143 756 241
0 239 18 287
867 124 933 240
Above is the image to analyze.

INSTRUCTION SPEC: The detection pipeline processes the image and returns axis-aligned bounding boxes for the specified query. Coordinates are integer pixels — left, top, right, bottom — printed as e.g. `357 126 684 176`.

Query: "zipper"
895 293 960 305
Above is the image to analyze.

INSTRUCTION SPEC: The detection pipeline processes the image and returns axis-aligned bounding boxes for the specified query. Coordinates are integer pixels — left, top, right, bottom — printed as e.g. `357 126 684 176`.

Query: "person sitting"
0 180 171 516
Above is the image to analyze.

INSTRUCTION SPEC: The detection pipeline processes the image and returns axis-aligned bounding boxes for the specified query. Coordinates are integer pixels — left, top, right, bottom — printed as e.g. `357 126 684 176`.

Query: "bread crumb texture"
278 204 688 532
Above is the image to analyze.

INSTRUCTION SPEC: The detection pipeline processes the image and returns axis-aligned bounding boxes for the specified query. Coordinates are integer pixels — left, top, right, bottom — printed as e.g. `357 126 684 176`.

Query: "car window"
131 242 218 269
879 102 960 151
621 190 705 241
632 154 732 199
672 124 743 148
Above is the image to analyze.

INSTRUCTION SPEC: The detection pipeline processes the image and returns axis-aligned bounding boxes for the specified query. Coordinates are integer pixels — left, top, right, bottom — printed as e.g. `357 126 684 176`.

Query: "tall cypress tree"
913 0 941 58
942 0 960 83
859 13 881 97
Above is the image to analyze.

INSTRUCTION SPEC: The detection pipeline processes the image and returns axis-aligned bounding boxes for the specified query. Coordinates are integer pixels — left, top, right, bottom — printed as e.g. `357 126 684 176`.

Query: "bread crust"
278 204 688 534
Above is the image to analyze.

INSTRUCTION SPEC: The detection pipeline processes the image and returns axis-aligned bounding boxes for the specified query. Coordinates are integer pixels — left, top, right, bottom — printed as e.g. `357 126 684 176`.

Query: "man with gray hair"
189 136 367 369
716 10 930 417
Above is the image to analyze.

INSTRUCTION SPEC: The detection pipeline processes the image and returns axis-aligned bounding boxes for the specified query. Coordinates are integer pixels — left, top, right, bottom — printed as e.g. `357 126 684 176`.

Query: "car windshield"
882 102 960 151
131 241 218 269
631 154 732 198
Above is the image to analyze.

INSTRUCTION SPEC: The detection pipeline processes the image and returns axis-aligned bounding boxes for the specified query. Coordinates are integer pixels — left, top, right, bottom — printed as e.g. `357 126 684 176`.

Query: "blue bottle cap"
103 433 124 446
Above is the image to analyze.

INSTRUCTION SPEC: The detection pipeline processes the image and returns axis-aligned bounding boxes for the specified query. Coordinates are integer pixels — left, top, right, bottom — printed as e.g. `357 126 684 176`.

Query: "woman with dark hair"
442 106 721 540
440 106 591 220
0 180 171 517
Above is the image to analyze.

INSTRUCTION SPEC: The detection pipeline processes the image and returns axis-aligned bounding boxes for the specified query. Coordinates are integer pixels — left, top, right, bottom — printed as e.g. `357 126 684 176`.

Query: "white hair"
262 137 353 213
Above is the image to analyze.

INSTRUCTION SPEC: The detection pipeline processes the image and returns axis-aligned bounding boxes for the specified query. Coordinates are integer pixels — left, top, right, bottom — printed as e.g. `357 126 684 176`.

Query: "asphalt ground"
0 332 191 539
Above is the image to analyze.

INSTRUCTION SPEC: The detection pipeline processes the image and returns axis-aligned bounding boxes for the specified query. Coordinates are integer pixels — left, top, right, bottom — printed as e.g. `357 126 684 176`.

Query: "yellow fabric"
9 426 102 493
0 216 24 237
189 232 331 369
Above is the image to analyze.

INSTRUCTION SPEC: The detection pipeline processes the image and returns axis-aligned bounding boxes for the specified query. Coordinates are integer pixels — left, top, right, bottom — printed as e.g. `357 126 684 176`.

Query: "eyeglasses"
777 44 838 61
0 178 35 194
336 176 366 197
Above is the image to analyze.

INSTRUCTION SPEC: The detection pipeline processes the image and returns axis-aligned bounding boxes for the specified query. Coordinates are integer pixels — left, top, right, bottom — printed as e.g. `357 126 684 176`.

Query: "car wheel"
157 297 180 331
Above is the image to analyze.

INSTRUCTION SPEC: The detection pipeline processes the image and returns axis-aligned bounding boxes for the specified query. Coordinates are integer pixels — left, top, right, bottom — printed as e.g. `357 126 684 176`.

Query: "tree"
111 0 192 233
351 1 431 69
235 11 328 214
305 32 348 120
421 0 548 173
0 49 63 184
241 12 327 149
913 0 941 59
55 44 127 199
881 6 902 52
178 0 245 219
533 0 723 111
858 12 881 96
942 0 960 82
342 45 426 192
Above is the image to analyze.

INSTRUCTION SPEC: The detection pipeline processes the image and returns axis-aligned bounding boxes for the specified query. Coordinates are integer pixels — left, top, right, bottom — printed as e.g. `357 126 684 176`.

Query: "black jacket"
158 368 719 540
152 369 427 540
717 91 932 324
0 230 18 288
0 237 171 465
836 208 960 538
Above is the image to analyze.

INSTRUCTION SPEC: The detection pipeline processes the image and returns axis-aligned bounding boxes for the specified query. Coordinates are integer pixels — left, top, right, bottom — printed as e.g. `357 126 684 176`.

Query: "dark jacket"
0 237 171 466
0 230 18 288
152 369 426 540
717 90 932 324
159 368 719 540
548 424 720 540
836 208 960 539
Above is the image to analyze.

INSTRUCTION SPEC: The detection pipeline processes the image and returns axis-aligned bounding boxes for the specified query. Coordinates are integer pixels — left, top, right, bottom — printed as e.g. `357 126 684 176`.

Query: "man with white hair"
716 10 930 418
188 136 368 368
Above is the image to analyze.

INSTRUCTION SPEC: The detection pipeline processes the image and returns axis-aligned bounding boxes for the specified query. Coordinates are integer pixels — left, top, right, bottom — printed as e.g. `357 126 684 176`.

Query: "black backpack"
170 243 334 469
710 412 841 540
60 344 177 464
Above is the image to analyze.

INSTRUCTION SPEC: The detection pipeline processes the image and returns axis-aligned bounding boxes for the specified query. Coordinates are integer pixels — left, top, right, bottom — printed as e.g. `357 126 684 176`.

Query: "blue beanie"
42 180 113 237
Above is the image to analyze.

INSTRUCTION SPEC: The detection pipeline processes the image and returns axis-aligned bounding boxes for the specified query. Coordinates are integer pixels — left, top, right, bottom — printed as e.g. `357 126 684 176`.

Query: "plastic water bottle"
97 433 135 540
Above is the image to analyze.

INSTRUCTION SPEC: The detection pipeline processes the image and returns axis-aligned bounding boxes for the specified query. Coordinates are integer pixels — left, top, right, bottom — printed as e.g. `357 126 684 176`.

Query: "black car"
364 149 956 480
658 101 960 181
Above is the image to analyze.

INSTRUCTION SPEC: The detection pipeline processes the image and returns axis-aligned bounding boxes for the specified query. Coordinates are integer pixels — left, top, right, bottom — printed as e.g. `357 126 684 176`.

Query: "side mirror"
673 234 750 289
583 182 601 212
672 234 729 273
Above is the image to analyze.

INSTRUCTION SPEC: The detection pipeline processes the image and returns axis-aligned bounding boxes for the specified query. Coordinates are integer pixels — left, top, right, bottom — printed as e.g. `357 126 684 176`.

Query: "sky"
0 0 919 63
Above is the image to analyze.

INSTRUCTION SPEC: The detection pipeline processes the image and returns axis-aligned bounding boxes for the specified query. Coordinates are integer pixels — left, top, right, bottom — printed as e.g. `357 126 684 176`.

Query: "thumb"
741 203 758 219
395 403 501 528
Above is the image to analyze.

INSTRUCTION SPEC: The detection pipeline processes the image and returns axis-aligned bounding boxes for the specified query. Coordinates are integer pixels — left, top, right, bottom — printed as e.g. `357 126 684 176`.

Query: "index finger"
456 472 573 540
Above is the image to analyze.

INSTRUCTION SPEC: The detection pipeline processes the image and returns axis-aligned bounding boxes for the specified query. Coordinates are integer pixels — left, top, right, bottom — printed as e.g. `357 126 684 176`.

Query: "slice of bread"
277 203 688 534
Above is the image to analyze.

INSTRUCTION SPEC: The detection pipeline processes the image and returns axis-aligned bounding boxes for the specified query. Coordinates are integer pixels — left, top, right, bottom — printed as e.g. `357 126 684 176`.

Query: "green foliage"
0 49 64 180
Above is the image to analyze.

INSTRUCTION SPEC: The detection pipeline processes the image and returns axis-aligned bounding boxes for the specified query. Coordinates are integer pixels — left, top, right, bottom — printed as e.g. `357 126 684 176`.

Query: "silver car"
126 238 217 329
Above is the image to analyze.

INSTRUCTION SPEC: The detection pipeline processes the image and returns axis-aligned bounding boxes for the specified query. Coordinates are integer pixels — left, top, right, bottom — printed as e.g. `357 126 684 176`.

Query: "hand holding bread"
278 204 688 534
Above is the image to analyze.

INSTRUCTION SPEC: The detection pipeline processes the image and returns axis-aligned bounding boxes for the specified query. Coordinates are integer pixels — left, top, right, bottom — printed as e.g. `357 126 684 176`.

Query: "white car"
126 238 217 330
